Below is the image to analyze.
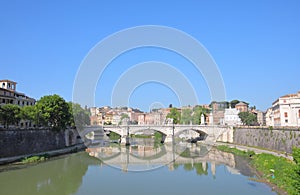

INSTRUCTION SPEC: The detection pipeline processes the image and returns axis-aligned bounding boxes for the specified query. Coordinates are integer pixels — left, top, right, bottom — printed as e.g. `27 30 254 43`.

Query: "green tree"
120 113 129 120
68 102 90 129
181 109 192 124
0 104 21 128
238 112 257 126
194 162 208 175
119 113 129 125
35 94 71 130
192 105 210 125
20 105 36 121
166 108 181 124
230 100 240 108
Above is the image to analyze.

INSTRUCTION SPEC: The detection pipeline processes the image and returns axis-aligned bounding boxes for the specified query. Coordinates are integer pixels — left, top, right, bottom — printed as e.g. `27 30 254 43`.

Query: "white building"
271 91 300 127
224 107 242 126
112 113 121 125
0 79 35 106
265 108 274 126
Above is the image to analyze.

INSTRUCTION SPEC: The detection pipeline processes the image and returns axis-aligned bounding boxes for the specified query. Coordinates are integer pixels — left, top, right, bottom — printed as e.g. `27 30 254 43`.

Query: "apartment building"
0 80 35 106
266 91 300 127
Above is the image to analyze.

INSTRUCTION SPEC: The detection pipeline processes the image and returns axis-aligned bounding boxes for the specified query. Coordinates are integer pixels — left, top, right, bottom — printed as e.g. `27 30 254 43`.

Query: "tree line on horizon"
0 94 90 130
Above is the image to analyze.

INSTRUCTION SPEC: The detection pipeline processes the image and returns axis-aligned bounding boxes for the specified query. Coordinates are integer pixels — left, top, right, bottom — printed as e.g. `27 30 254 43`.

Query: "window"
284 112 288 118
285 119 288 123
299 110 300 118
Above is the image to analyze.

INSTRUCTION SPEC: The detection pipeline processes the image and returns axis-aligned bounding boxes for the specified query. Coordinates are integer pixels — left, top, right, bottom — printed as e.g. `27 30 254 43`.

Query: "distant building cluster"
89 102 258 126
210 101 264 126
89 106 172 126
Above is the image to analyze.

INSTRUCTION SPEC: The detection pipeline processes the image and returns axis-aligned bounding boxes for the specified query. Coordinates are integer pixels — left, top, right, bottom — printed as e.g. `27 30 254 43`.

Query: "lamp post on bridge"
172 119 175 137
125 118 130 146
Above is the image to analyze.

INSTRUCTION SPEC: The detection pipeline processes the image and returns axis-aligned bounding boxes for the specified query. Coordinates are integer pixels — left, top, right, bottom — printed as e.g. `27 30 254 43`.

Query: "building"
271 91 300 127
138 109 166 125
210 102 226 125
224 107 242 126
235 102 248 112
90 107 104 126
265 108 274 126
251 109 264 126
0 79 35 106
0 79 36 128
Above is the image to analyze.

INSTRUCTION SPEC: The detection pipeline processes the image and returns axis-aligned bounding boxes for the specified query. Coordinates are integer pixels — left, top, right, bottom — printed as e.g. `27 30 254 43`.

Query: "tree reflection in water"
0 153 97 195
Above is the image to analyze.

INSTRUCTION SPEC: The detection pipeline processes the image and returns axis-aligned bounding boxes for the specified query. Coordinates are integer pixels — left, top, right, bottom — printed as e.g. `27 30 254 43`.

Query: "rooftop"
235 102 247 106
0 79 17 84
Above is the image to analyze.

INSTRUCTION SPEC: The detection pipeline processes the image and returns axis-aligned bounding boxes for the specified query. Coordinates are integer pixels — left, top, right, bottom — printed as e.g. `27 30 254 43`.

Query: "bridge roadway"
80 124 233 144
87 144 236 173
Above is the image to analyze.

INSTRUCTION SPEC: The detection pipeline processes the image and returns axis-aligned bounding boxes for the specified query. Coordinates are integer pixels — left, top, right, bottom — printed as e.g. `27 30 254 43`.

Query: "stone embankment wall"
233 127 300 153
0 128 80 158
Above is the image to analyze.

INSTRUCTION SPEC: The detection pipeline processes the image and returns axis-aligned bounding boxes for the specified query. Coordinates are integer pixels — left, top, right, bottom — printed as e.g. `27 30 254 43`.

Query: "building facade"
271 91 300 127
224 108 242 126
251 109 264 126
0 79 36 128
235 102 248 112
0 80 35 107
265 108 274 126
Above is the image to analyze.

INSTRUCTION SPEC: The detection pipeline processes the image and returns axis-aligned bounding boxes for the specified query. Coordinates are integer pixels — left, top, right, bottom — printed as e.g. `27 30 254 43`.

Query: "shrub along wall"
233 127 300 153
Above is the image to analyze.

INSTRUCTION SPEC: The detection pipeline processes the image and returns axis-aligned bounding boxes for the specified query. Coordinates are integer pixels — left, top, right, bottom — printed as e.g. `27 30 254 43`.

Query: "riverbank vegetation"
216 145 255 157
217 145 300 194
108 132 120 140
0 94 90 130
19 155 48 164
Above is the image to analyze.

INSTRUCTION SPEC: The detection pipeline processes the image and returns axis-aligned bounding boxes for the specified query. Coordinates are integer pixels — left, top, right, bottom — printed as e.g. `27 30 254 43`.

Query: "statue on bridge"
166 118 174 125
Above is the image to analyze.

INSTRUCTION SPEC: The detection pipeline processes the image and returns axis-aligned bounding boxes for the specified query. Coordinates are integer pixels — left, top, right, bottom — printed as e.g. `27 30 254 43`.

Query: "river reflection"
0 139 276 195
0 153 98 195
87 139 254 176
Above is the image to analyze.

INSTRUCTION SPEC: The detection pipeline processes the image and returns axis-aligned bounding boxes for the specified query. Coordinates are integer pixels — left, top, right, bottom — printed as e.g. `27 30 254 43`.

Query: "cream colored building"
265 108 274 126
268 91 300 127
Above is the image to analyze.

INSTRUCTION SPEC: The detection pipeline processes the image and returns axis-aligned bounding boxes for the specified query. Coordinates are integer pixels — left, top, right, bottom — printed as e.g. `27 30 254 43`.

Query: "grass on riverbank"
217 145 300 194
19 155 48 164
216 145 255 157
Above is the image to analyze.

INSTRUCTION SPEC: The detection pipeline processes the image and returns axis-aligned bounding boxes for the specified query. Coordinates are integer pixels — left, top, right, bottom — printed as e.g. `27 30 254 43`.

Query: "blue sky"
1 1 299 112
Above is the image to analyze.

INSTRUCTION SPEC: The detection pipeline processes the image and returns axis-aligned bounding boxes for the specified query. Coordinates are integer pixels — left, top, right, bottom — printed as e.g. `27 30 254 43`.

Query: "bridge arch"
174 128 208 141
80 126 104 137
130 128 168 136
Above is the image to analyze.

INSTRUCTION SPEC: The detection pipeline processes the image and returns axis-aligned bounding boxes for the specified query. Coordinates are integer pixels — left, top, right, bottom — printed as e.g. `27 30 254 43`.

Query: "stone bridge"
80 125 233 145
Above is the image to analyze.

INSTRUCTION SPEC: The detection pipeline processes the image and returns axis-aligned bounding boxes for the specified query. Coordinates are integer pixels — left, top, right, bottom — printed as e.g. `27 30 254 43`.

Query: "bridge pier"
163 135 174 143
120 136 130 146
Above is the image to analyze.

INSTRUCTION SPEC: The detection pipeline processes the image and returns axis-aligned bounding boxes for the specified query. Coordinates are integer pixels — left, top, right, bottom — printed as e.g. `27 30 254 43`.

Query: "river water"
0 139 277 195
